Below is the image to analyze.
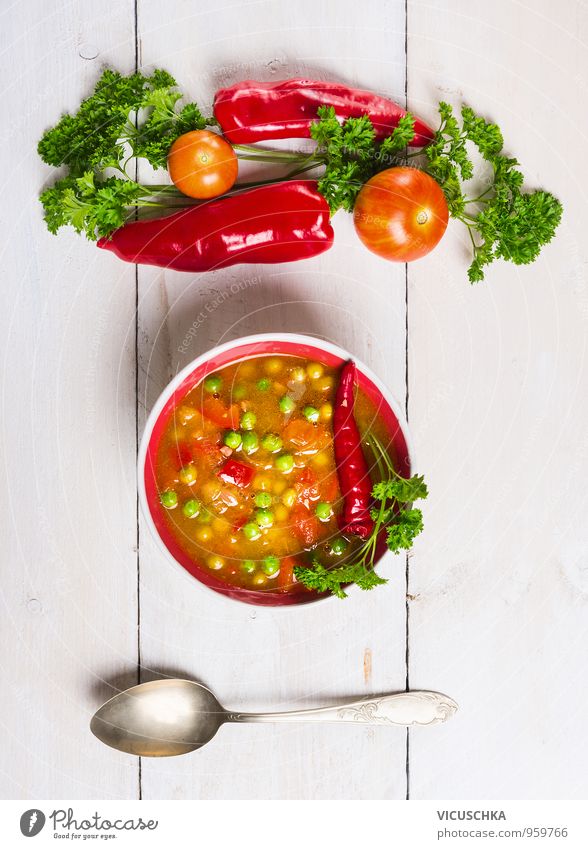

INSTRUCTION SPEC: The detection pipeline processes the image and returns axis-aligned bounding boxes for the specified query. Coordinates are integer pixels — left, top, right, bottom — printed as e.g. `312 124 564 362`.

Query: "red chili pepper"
97 180 333 272
214 79 434 146
217 459 254 488
333 361 374 540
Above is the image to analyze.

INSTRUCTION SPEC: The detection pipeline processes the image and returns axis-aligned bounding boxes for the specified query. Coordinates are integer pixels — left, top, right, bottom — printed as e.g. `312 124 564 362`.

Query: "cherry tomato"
353 167 449 262
167 130 238 199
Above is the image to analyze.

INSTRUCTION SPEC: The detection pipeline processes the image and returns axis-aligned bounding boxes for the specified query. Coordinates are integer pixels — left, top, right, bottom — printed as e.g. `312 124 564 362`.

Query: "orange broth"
154 355 390 593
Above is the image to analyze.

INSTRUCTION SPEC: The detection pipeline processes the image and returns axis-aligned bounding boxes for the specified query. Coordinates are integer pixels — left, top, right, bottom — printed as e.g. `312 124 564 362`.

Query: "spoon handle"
225 691 457 727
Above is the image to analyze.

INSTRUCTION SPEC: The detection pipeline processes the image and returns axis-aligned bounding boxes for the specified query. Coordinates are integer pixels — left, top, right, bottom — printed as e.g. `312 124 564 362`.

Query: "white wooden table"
2 0 587 800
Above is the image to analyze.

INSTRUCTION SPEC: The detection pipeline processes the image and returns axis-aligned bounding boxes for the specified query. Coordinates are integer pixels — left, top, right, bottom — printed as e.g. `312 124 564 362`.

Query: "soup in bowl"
139 334 412 606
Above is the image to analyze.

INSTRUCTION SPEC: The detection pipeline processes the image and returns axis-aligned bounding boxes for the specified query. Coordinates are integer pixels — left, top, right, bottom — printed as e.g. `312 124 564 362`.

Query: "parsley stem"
465 187 492 204
234 143 310 157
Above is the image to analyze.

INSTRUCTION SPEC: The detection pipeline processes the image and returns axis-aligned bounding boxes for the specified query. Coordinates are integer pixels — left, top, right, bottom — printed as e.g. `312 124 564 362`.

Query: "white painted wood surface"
407 0 588 799
1 0 586 800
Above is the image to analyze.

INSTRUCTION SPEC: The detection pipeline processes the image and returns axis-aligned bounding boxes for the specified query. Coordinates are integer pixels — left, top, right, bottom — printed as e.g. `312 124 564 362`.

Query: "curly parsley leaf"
372 473 428 504
310 107 417 213
294 559 387 599
425 102 562 281
131 89 209 169
386 508 424 553
40 172 146 239
38 69 172 174
38 67 215 239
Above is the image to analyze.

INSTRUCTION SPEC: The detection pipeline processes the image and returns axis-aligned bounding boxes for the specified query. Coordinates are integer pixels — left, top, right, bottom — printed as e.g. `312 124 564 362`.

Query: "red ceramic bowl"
138 333 413 607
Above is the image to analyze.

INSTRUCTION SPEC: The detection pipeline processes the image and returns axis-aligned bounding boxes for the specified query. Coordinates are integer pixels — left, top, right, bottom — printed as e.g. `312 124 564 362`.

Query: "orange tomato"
353 167 449 262
167 130 238 199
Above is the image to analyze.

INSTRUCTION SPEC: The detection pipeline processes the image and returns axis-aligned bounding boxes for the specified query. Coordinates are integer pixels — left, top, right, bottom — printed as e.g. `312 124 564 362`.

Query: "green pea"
242 522 261 541
257 377 271 391
198 509 212 524
241 431 259 455
241 559 256 574
315 502 333 522
233 384 247 400
275 453 295 474
255 509 274 528
204 374 222 394
240 411 257 431
261 433 283 453
303 405 320 423
160 490 178 509
254 492 272 509
279 395 296 414
182 499 201 519
262 555 280 576
223 430 242 450
330 536 348 555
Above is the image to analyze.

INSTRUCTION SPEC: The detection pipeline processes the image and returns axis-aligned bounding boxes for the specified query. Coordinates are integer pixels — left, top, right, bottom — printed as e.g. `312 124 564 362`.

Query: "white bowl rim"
137 331 416 612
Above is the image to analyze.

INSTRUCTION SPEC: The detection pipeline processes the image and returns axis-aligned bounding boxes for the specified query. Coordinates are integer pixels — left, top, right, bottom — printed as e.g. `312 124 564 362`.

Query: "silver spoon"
91 679 458 756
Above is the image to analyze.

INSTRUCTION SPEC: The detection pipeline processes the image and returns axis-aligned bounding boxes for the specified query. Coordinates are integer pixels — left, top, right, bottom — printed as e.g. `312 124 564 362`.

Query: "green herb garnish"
294 437 428 598
309 106 415 213
425 103 563 282
308 103 562 281
38 68 215 240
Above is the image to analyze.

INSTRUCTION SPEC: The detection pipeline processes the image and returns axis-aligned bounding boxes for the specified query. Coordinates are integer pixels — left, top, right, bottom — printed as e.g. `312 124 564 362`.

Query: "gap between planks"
133 0 142 803
404 0 410 803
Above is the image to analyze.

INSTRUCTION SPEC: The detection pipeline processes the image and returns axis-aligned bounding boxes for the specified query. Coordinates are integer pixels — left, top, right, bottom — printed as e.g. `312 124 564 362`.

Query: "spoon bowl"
91 679 224 756
91 678 458 757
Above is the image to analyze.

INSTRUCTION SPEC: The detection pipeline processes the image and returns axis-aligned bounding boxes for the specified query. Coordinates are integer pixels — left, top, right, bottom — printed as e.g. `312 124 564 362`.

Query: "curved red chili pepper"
214 79 434 146
333 360 374 540
97 181 333 272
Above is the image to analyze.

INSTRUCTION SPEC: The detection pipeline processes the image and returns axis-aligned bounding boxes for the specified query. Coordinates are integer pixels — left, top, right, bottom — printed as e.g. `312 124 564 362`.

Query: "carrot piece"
283 418 318 448
291 504 321 546
202 396 240 429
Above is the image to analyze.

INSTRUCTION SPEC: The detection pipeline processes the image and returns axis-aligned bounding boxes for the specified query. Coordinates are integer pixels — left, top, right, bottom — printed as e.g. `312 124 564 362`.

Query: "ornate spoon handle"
226 691 458 727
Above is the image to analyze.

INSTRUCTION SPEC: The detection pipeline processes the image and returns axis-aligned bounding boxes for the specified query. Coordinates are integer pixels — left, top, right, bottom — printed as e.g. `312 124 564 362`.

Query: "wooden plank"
407 0 588 798
136 0 410 799
0 1 139 798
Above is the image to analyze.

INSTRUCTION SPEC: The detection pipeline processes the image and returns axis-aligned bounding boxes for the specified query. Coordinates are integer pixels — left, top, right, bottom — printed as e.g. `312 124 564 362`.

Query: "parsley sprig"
294 437 428 599
306 102 562 282
425 103 563 281
308 106 415 212
38 68 215 239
